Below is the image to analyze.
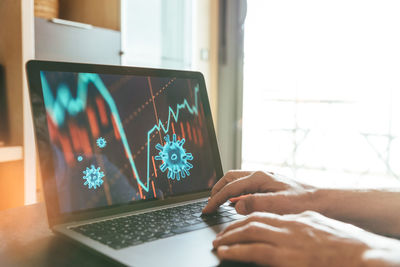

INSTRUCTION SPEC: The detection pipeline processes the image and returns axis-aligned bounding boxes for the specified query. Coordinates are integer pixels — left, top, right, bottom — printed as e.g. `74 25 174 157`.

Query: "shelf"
0 146 23 163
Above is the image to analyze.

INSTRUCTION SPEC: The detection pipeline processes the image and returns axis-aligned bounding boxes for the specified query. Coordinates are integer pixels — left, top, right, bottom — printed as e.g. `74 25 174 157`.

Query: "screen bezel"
26 60 223 227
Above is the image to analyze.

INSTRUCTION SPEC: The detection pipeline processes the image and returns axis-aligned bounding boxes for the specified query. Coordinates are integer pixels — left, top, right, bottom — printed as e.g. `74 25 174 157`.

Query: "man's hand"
202 170 314 214
204 170 400 238
213 211 400 267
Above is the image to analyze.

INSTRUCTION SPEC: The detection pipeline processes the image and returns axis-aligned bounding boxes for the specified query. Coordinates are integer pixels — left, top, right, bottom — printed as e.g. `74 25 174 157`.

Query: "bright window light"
242 0 400 188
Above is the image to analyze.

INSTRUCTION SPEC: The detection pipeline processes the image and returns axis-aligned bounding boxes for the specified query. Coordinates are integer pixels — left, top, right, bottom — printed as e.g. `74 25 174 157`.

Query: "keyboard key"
160 232 174 238
172 222 209 234
221 205 235 211
185 219 200 225
223 210 237 216
204 216 235 226
128 240 144 246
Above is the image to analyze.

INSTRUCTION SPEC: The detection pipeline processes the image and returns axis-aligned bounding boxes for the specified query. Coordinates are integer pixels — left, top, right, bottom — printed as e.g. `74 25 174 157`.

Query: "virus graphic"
82 165 105 189
96 137 107 148
155 134 193 181
77 156 83 162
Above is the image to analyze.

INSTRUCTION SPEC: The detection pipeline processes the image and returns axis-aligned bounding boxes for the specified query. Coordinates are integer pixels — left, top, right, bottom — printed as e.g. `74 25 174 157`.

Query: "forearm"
313 188 400 237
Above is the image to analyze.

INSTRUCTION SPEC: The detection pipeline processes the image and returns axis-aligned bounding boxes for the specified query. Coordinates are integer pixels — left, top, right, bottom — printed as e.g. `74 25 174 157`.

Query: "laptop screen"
39 71 219 214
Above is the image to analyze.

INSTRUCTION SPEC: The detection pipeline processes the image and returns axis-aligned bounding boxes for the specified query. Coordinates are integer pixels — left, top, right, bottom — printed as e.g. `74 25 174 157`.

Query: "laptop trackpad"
116 223 229 267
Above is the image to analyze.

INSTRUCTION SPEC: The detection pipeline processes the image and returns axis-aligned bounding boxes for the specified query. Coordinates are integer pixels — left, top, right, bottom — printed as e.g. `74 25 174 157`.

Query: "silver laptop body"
27 60 244 267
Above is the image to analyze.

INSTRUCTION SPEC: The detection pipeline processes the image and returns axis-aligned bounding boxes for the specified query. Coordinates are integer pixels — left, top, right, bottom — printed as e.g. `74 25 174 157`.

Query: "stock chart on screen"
40 71 217 213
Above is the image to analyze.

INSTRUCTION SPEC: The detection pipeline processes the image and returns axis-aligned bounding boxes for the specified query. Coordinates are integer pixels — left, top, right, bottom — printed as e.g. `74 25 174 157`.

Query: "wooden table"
0 203 250 267
0 202 117 267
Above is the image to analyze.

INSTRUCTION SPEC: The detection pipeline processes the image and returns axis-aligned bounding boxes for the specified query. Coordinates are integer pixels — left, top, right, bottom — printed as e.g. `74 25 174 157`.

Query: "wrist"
310 188 352 219
306 188 326 214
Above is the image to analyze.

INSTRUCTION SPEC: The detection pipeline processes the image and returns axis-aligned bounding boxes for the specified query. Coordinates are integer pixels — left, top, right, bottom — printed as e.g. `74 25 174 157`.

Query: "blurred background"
1 0 400 211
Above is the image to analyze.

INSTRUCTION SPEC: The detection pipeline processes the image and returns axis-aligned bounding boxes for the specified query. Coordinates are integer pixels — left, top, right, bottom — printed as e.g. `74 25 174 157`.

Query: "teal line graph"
40 72 199 193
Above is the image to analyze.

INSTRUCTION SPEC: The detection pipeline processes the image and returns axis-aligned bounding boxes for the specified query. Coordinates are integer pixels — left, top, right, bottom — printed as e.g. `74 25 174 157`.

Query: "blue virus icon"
155 134 193 181
77 156 83 162
82 165 105 189
96 137 107 148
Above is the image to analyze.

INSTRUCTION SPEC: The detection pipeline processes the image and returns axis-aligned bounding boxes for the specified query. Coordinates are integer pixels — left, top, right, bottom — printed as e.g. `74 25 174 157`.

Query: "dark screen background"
40 71 218 213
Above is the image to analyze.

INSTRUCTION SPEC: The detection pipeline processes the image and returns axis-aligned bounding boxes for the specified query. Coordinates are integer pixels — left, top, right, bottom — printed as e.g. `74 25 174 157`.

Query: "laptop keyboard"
70 200 243 250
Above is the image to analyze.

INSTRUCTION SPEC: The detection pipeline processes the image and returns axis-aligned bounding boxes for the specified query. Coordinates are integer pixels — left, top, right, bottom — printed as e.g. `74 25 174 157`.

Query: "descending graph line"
40 72 199 193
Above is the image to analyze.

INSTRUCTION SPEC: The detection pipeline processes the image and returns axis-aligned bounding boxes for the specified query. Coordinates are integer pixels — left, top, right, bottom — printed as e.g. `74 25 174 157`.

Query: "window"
122 0 193 69
242 0 400 188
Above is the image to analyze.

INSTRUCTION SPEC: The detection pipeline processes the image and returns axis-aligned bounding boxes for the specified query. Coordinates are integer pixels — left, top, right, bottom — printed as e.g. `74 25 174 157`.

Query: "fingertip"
202 205 212 214
203 198 218 214
229 194 251 204
217 245 229 257
212 237 220 248
228 196 240 203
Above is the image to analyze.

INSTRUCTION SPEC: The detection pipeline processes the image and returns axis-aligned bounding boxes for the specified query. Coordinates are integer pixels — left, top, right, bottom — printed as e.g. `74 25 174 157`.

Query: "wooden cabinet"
0 0 121 210
0 0 35 210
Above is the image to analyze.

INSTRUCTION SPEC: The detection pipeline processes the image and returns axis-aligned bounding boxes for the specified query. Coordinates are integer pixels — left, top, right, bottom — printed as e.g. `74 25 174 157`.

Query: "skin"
202 170 400 266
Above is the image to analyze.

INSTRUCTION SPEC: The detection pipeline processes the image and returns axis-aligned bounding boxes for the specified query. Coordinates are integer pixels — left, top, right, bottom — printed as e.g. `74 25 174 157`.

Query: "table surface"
0 203 251 267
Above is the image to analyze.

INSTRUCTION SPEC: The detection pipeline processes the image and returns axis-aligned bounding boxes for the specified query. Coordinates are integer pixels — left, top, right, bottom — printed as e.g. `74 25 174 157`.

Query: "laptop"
26 60 245 267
